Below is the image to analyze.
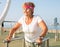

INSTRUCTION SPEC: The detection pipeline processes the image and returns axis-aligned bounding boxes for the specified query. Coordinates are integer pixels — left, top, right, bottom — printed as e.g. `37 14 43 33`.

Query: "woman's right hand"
6 36 12 43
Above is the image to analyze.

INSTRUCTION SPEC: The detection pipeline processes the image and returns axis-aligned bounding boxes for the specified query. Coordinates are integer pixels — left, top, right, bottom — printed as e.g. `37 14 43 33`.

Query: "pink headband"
25 5 34 10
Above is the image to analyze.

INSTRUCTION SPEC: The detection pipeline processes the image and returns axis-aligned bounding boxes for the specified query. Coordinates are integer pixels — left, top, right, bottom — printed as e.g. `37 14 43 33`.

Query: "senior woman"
6 2 48 47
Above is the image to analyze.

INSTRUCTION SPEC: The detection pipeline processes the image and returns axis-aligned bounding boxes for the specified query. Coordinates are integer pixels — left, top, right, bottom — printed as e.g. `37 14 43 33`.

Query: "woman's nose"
26 9 30 12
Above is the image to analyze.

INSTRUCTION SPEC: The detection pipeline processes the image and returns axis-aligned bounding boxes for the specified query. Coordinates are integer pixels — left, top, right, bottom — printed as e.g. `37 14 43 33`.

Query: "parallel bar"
36 37 49 47
3 36 24 47
3 37 49 47
3 36 24 43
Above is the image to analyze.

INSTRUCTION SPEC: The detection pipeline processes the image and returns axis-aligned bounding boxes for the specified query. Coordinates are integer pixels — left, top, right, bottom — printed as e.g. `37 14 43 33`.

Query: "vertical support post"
38 45 40 47
55 29 57 41
0 25 2 35
55 30 59 41
47 39 49 47
24 38 25 47
41 41 45 47
5 42 9 47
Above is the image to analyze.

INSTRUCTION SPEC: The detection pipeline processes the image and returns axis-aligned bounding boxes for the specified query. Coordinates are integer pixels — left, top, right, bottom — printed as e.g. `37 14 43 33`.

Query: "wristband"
39 36 44 40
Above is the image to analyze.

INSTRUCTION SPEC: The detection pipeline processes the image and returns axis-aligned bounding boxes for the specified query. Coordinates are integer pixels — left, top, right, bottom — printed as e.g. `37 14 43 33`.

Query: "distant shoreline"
0 27 60 33
48 29 60 33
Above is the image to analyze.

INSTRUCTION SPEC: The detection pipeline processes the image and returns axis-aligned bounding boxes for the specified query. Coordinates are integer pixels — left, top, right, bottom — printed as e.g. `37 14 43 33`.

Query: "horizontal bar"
3 37 49 43
42 37 49 42
3 36 24 43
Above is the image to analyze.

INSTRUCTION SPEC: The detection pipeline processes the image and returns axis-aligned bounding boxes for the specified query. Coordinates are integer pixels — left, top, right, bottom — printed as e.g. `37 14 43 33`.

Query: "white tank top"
18 15 42 42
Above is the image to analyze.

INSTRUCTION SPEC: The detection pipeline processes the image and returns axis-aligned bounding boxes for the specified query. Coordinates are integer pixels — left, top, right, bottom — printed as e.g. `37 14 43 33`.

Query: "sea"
3 22 60 30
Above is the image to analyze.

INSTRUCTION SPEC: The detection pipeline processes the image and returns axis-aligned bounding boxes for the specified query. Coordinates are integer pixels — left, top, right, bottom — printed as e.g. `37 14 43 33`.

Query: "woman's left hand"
35 37 42 45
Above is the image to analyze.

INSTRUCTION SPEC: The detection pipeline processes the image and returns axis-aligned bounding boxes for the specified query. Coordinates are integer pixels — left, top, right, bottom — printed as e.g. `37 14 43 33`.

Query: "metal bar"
3 36 24 47
3 37 49 47
36 37 49 47
5 42 9 47
47 39 49 47
24 38 25 47
3 36 24 43
42 37 49 47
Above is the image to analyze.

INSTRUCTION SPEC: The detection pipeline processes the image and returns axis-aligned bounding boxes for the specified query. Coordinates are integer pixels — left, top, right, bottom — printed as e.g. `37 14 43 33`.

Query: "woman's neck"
26 15 33 19
25 15 34 25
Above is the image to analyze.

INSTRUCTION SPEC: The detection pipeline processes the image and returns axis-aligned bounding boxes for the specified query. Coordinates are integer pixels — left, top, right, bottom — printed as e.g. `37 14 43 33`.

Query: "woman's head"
22 2 35 9
22 2 35 17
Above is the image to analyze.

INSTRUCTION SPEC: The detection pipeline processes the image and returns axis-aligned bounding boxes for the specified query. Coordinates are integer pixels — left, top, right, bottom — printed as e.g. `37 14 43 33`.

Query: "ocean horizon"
3 22 60 30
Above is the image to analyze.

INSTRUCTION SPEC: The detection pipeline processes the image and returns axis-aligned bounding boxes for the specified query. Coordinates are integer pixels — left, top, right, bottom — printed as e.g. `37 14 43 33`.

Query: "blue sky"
0 0 60 25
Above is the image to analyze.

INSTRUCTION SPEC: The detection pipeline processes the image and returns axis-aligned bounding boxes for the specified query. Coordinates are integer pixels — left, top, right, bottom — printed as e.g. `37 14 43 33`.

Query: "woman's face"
23 6 34 16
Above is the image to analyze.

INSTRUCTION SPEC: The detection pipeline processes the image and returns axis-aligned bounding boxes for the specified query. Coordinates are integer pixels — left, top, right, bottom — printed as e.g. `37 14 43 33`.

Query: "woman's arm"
6 22 22 40
36 20 48 44
38 20 48 37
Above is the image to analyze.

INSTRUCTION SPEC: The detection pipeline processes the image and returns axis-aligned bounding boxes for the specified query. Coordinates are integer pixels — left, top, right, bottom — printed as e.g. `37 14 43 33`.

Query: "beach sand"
48 29 60 33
